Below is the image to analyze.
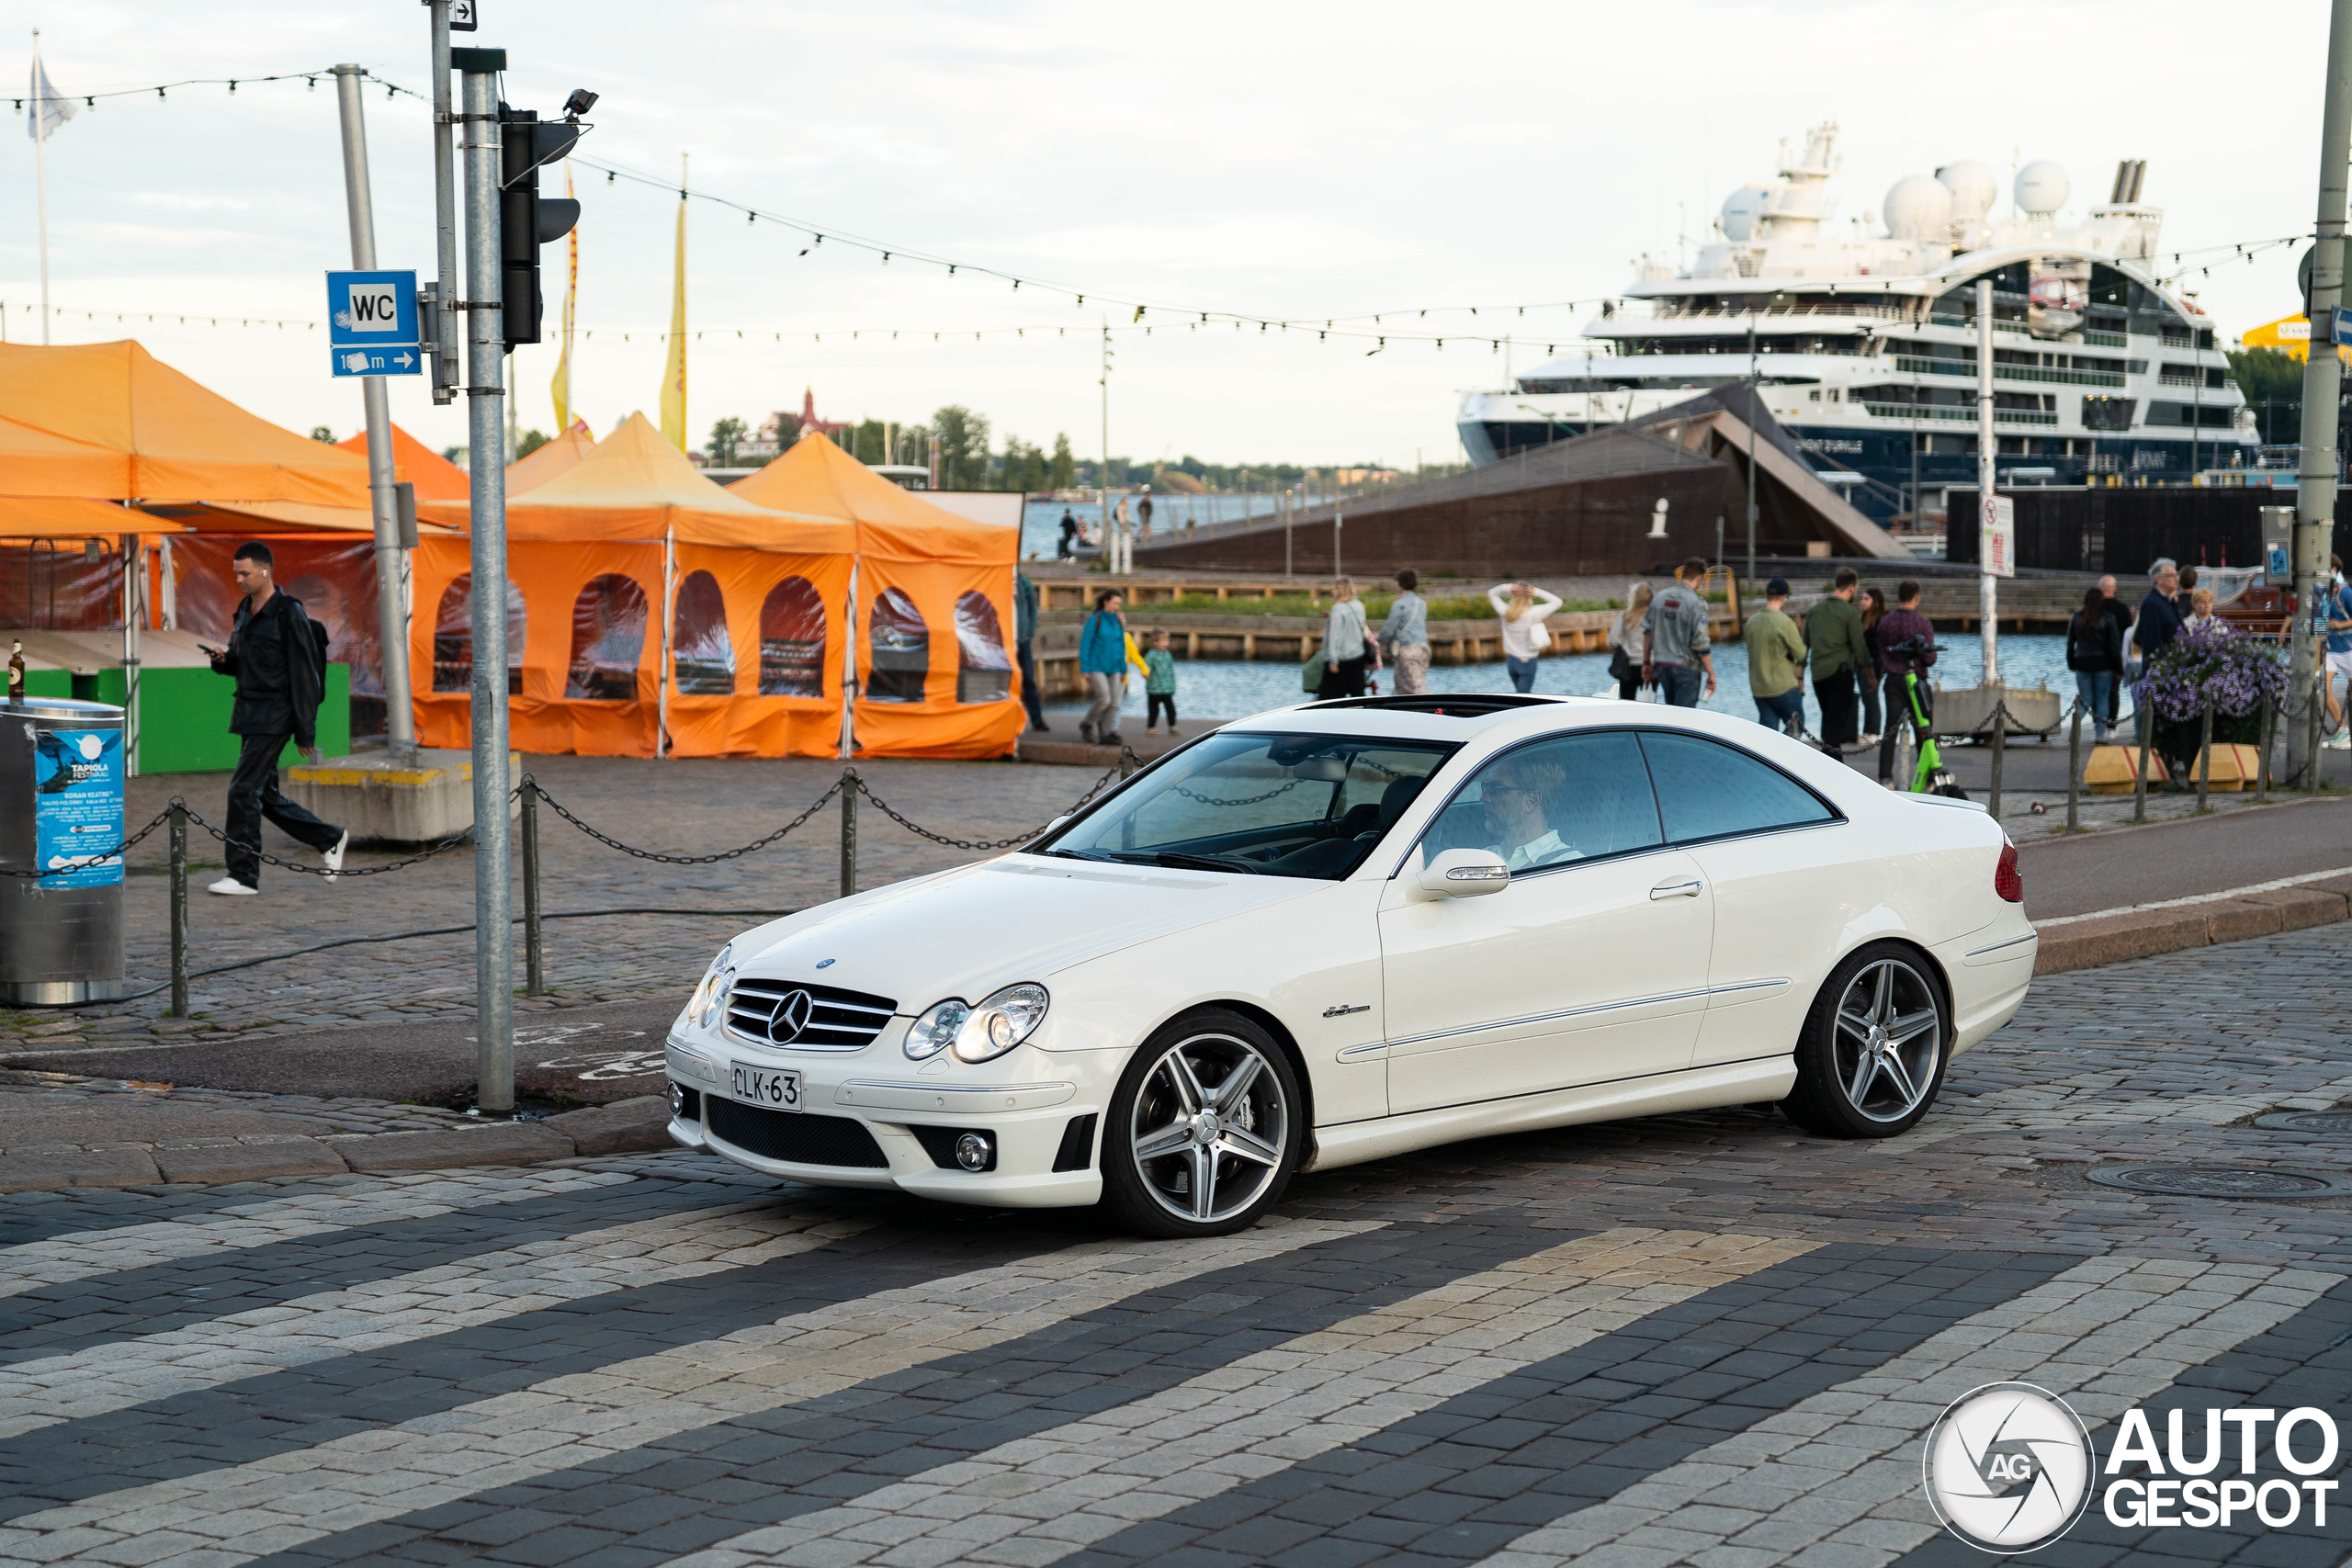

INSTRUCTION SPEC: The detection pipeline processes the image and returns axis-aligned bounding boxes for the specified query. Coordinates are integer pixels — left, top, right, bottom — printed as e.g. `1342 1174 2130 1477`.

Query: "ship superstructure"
1457 125 2255 527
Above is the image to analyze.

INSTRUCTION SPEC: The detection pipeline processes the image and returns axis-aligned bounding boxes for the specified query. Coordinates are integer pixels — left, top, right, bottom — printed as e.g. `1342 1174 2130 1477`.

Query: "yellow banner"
658 196 687 452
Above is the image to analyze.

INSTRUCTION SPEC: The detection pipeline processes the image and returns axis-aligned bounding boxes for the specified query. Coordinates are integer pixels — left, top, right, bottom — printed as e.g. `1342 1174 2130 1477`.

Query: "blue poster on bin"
32 727 124 888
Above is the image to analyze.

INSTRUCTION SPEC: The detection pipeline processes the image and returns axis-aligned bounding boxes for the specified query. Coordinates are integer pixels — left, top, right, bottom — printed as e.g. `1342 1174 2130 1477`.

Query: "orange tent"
408 412 859 759
0 496 185 538
0 341 370 506
728 432 1022 759
507 418 596 493
337 424 469 502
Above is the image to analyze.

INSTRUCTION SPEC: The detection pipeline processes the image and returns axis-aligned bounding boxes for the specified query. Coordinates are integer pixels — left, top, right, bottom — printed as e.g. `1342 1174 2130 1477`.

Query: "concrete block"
544 1096 672 1156
2033 908 2212 975
283 750 518 845
0 1146 161 1193
2202 898 2287 947
2238 887 2349 932
327 1122 574 1173
153 1138 349 1185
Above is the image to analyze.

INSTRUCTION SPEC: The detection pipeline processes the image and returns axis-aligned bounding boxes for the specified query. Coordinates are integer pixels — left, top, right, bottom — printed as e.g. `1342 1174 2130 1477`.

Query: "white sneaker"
1860 733 1882 748
322 829 350 875
207 877 258 897
2327 734 2350 751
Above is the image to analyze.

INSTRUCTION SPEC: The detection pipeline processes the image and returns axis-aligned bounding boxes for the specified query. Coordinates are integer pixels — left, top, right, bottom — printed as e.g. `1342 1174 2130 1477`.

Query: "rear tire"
1781 942 1949 1138
1100 1009 1301 1238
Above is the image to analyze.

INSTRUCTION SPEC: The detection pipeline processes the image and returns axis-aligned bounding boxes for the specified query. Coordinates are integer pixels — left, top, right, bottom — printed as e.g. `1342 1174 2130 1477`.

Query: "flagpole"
33 29 51 344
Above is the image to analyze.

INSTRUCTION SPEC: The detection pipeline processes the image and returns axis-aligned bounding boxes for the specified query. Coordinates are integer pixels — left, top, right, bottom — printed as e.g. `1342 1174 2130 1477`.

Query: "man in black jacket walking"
198 543 347 895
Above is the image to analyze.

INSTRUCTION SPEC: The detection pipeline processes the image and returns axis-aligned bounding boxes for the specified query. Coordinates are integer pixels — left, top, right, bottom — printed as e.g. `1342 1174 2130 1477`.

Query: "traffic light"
497 100 589 348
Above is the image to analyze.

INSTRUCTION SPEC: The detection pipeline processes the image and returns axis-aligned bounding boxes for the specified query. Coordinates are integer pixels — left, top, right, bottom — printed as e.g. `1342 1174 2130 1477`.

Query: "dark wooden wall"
1945 488 2326 576
1133 468 1731 579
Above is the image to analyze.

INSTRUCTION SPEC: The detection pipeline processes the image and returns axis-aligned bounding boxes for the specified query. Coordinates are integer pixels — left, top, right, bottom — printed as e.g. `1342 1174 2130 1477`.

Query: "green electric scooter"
1887 637 1967 797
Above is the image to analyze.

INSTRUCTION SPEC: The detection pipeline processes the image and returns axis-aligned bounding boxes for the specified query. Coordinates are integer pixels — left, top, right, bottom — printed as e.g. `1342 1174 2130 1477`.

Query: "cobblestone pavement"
0 756 1116 1055
8 928 2352 1564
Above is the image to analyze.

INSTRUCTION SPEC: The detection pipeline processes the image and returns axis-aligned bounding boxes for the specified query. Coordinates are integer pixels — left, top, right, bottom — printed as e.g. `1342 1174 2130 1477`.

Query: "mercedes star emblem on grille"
769 988 816 1043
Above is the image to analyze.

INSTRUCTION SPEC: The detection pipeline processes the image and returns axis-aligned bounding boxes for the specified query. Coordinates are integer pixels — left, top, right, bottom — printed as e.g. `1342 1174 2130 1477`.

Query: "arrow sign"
330 345 423 378
392 349 417 369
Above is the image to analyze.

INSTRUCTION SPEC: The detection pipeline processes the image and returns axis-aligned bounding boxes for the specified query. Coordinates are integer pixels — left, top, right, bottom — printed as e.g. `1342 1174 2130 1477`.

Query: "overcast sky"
2 1 2317 469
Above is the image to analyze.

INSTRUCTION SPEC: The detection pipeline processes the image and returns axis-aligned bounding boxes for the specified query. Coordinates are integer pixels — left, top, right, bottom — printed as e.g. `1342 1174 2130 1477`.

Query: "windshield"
1035 731 1459 880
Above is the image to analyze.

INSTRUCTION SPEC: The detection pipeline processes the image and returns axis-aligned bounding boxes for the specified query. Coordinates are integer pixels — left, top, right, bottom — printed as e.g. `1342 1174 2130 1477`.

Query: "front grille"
704 1096 889 1168
725 978 897 1051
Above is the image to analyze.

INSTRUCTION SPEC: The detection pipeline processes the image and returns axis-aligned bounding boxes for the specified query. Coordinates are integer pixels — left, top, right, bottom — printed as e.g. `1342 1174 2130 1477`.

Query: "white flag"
27 45 75 144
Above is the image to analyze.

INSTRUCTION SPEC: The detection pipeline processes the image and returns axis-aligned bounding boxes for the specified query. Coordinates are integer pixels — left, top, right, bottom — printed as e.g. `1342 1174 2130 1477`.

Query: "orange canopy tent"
728 432 1023 759
507 419 596 493
0 496 186 538
0 341 371 506
337 423 470 501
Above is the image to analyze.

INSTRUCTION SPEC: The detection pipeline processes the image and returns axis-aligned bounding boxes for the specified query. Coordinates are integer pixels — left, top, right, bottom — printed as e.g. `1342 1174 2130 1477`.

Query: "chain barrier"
527 773 845 864
851 748 1138 851
0 806 174 878
178 797 481 878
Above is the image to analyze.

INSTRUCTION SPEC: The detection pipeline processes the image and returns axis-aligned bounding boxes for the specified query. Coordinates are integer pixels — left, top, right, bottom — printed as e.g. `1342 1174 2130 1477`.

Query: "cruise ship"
1456 124 2257 527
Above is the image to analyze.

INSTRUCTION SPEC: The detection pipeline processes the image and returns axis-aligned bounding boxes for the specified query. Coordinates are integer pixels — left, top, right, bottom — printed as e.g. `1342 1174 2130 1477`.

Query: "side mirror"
1419 848 1510 897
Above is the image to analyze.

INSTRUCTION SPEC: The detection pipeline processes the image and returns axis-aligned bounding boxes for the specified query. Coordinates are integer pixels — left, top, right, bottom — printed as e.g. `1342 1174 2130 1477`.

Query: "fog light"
954 1132 992 1172
668 1082 684 1117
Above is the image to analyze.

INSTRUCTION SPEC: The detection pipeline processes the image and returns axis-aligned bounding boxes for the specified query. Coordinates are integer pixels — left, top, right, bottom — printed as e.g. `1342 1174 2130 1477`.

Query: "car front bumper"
663 1033 1114 1208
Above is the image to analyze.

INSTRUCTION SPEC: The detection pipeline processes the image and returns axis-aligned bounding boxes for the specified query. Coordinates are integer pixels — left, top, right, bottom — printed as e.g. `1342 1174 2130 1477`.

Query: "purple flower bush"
2132 621 2285 743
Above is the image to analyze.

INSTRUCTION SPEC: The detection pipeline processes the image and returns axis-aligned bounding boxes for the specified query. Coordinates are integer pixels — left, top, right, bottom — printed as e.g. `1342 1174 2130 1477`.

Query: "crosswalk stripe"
0 1216 1383 1566
657 1228 1818 1568
1468 1256 2341 1567
0 1204 872 1440
0 1167 641 1300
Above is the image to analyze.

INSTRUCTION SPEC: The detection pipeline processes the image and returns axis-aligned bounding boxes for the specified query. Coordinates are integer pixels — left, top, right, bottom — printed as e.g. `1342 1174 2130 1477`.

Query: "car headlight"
953 984 1049 1065
903 984 1050 1064
686 943 733 1030
905 998 971 1060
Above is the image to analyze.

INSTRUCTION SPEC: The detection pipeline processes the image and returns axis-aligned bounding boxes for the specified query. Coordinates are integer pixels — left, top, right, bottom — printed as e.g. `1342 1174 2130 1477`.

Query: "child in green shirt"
1143 628 1179 735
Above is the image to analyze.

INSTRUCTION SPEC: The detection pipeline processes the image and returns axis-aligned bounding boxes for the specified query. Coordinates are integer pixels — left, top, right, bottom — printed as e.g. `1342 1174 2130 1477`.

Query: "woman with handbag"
1316 577 1379 699
1607 584 1652 700
1488 580 1563 694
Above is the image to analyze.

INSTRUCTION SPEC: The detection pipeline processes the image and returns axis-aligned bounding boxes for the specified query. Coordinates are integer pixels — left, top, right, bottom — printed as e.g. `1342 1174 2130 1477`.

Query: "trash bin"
1 696 126 1003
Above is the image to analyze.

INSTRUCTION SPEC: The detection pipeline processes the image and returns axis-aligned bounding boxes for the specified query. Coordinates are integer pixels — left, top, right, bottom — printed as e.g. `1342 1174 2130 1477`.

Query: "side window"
671 570 735 694
758 576 826 696
432 574 526 694
567 574 650 700
1424 731 1663 872
867 588 929 704
1638 730 1835 843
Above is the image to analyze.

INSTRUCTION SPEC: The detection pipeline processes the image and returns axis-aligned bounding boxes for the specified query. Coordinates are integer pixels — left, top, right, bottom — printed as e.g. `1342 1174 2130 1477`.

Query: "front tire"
1101 1010 1302 1238
1781 942 1949 1138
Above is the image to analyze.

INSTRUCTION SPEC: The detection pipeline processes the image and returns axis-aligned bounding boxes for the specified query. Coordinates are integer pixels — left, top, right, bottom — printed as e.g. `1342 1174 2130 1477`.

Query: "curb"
2032 876 2352 976
0 1094 673 1195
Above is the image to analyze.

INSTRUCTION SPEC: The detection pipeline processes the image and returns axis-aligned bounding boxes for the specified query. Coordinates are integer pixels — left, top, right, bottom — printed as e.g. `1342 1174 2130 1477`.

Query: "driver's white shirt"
1502 830 1577 871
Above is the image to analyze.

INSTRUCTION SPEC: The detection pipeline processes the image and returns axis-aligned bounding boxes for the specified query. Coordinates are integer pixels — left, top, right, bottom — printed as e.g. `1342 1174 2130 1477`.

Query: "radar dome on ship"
1935 161 1997 221
2015 160 2070 214
1882 175 1953 240
1720 186 1770 243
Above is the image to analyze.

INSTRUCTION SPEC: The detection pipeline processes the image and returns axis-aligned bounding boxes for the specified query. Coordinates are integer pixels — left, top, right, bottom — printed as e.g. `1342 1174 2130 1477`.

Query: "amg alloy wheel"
1782 942 1949 1138
1102 1010 1300 1237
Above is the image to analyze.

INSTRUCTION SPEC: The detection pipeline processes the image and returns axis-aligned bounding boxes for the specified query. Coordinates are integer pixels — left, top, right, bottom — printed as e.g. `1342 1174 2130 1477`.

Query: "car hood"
731 854 1323 1010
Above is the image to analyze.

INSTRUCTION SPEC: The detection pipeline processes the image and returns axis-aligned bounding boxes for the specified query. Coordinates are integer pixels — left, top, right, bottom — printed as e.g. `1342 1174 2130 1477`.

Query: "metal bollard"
2313 675 2328 797
2195 701 2213 811
1120 746 1137 781
1986 705 2006 821
2256 692 2275 801
168 801 188 1018
2133 713 2153 824
2065 703 2082 832
519 779 543 997
840 769 858 899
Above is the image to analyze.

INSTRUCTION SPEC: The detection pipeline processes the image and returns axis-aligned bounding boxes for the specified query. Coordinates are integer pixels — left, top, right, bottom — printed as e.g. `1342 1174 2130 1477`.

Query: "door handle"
1650 878 1703 900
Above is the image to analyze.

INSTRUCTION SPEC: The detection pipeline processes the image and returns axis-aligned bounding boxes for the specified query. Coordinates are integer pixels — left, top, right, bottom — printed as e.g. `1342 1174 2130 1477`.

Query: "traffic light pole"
330 64 416 764
458 61 514 1116
2292 0 2352 790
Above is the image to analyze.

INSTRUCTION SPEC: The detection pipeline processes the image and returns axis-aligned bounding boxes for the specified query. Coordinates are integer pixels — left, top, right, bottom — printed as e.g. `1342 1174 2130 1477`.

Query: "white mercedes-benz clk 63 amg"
664 693 2034 1237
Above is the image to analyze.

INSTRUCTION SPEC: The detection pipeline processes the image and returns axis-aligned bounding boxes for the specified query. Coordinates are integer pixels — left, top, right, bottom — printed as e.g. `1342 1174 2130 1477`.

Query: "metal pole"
1284 490 1294 577
1334 510 1343 580
839 768 858 898
32 30 50 346
520 777 542 996
1987 703 2005 820
1976 277 2000 692
1098 321 1113 573
2313 673 2329 795
332 64 416 763
2290 0 2352 790
168 801 187 1017
2196 699 2214 809
2257 689 2275 800
2134 713 2153 823
460 65 514 1116
2065 702 2082 831
428 5 460 403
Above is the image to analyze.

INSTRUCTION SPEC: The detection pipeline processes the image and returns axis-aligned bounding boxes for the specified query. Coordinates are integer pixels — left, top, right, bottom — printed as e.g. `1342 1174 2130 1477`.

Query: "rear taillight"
1994 841 2023 903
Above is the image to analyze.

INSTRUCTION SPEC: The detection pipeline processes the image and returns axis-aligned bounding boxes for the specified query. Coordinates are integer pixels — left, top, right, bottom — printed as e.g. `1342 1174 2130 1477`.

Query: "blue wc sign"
325 270 421 378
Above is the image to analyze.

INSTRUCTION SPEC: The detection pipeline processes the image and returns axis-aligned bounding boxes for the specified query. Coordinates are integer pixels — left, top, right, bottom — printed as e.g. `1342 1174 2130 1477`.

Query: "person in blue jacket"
1080 589 1131 746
